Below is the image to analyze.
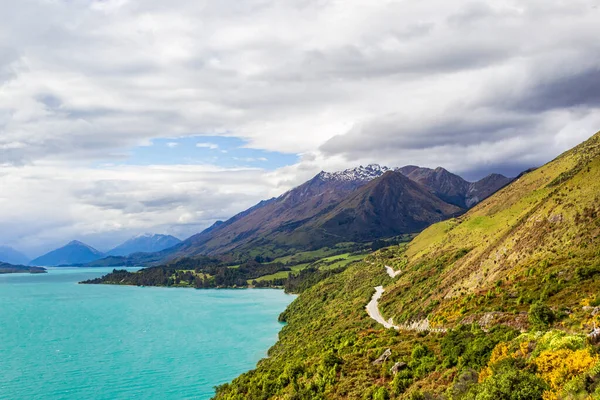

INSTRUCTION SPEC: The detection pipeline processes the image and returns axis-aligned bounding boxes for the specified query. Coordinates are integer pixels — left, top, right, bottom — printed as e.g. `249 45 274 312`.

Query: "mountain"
107 234 181 257
169 165 394 258
0 246 30 265
162 164 508 260
30 240 104 266
286 171 463 243
398 166 512 208
215 132 600 400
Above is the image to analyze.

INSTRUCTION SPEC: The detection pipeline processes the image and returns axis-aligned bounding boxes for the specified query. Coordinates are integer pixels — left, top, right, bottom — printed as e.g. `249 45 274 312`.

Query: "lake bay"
0 268 294 400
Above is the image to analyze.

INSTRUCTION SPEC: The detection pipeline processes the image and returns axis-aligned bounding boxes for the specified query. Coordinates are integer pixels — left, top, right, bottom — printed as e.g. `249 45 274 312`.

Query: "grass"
250 253 368 283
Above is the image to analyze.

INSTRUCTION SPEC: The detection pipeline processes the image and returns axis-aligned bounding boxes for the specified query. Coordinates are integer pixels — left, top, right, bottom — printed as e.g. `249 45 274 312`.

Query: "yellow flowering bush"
534 348 598 392
478 342 510 382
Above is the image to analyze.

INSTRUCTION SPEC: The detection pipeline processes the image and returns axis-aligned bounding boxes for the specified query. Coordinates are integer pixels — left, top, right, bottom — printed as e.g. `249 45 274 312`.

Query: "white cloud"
0 0 599 252
196 142 219 150
0 161 294 255
166 142 178 148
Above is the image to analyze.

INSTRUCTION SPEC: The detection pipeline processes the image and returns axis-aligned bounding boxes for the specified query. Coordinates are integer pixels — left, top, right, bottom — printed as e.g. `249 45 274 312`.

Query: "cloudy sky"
1 0 599 256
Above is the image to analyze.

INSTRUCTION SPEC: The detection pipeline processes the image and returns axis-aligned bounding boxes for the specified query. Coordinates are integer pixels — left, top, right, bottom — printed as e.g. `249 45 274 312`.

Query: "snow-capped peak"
133 233 157 239
319 164 391 182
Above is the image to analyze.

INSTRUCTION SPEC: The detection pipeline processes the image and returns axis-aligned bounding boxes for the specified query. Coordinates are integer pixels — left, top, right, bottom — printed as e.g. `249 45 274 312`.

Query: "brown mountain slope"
170 167 388 257
164 164 507 260
399 166 512 208
303 171 463 242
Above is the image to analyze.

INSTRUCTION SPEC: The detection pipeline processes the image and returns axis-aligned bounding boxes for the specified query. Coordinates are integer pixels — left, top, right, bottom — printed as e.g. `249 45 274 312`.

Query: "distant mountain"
117 163 509 263
0 246 30 265
107 234 181 257
161 165 473 260
305 171 463 242
168 165 394 258
30 240 104 267
398 166 512 208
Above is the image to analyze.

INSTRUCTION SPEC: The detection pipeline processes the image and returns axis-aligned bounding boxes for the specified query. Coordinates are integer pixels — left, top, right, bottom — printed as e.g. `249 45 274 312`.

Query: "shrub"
575 265 600 281
534 349 598 391
373 386 390 400
529 302 555 329
393 370 413 395
469 361 548 400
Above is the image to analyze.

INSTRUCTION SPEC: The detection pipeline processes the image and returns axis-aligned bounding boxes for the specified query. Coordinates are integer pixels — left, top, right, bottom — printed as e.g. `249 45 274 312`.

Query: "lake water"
0 268 294 400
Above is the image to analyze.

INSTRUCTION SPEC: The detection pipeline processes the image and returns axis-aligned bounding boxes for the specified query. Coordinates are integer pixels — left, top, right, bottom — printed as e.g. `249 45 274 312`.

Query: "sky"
1 0 600 256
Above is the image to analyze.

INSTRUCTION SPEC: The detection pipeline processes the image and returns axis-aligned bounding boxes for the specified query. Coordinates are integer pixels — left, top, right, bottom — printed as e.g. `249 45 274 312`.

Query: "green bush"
528 302 555 329
575 265 600 281
373 386 390 400
441 325 518 370
467 361 548 400
393 370 413 395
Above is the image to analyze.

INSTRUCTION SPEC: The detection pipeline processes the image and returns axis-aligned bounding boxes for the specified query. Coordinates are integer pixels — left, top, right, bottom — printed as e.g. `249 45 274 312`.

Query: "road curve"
366 266 447 333
365 286 396 329
385 265 401 278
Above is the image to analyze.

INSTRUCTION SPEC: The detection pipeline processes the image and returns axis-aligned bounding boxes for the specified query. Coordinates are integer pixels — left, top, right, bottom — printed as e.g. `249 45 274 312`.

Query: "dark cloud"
321 110 536 155
512 67 600 112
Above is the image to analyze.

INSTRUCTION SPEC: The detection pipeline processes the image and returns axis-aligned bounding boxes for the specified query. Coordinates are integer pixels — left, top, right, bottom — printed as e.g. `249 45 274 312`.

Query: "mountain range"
29 240 105 267
22 164 511 267
29 234 181 267
163 164 511 260
106 233 181 257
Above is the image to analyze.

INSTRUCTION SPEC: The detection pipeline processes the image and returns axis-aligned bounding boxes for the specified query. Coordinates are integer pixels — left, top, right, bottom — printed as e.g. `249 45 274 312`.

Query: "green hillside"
213 132 600 400
378 131 600 331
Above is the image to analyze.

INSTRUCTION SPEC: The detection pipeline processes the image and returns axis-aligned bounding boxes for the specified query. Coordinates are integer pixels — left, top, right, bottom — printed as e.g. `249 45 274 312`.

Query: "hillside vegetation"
0 262 46 274
213 132 600 400
378 131 600 331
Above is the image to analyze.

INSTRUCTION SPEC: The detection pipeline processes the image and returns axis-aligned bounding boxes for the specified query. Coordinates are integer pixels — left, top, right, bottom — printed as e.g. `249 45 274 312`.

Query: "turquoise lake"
0 268 294 400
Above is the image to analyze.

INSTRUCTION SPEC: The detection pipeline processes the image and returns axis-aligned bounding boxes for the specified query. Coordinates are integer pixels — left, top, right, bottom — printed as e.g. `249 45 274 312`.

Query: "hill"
214 131 600 400
378 131 600 329
107 233 181 257
0 262 46 274
0 246 30 265
30 240 104 266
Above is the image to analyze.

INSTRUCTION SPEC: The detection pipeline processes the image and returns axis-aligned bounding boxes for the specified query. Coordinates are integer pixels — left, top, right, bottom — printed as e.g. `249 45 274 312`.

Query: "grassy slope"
252 253 368 283
378 132 600 331
214 132 600 400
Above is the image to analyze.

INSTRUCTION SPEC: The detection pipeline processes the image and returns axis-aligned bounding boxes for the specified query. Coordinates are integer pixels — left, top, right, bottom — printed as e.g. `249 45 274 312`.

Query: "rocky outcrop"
589 323 600 345
372 349 391 365
390 362 407 375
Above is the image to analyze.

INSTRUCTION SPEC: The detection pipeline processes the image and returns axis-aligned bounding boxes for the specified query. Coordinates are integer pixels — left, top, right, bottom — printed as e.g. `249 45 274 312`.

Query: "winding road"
366 264 446 333
366 286 396 329
385 265 402 278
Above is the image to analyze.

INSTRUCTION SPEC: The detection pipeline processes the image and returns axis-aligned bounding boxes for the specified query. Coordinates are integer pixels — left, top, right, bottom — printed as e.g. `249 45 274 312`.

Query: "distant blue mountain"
0 246 30 265
30 240 104 266
107 233 181 257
